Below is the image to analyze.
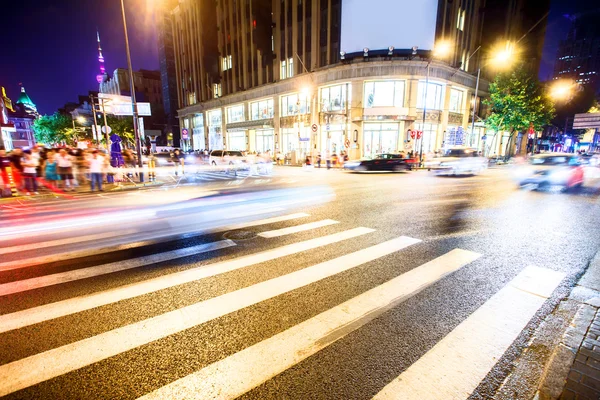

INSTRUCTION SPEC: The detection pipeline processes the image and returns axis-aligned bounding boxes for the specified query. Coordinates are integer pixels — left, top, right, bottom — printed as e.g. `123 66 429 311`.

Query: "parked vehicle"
517 153 584 191
344 154 409 172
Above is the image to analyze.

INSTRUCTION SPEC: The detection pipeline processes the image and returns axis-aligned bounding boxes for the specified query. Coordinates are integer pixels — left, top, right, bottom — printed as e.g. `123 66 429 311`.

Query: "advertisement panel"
340 0 438 54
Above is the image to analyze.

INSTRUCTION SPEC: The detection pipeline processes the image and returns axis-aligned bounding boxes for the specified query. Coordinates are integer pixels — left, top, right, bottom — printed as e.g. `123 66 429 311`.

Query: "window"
281 58 293 79
222 55 232 71
281 93 311 116
281 60 287 79
250 99 274 120
449 89 464 113
288 57 294 78
212 83 222 98
320 84 347 112
207 109 222 126
363 81 405 108
193 114 204 128
417 81 444 110
457 8 465 31
226 104 245 123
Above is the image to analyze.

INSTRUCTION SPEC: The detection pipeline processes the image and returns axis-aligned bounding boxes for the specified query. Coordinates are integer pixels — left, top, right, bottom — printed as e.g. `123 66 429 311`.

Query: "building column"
273 94 281 152
439 84 452 150
220 107 226 150
349 80 363 160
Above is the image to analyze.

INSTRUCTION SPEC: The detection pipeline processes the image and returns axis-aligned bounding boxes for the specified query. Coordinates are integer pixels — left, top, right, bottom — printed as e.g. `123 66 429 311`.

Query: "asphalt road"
1 165 599 399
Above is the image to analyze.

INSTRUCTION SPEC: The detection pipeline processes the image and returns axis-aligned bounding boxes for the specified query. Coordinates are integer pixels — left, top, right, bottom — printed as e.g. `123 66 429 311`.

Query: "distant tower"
96 30 107 84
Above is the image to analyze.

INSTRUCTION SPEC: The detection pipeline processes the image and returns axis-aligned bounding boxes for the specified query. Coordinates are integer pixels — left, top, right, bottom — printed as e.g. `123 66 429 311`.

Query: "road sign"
311 124 318 132
182 128 189 140
410 130 416 139
299 137 310 142
101 126 112 134
417 130 423 139
344 138 350 148
326 124 330 131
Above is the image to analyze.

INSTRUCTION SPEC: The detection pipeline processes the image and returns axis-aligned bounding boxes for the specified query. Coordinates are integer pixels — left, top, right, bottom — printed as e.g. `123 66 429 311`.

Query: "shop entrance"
363 123 399 157
256 129 274 153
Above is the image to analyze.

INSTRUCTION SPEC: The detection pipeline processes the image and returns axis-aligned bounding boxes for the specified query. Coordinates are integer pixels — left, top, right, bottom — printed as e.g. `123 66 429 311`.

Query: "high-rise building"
157 0 180 146
166 0 548 158
553 10 600 94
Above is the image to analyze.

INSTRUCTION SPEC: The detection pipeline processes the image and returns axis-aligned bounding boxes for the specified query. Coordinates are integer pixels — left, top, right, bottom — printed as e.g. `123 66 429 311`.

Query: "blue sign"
299 137 310 142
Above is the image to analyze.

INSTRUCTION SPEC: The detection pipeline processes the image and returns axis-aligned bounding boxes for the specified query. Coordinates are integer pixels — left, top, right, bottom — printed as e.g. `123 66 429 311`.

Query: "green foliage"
105 116 135 146
32 113 77 145
484 65 555 134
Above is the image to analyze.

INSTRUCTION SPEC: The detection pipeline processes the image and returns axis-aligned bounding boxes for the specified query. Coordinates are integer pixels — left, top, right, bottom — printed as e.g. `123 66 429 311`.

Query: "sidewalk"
536 251 600 399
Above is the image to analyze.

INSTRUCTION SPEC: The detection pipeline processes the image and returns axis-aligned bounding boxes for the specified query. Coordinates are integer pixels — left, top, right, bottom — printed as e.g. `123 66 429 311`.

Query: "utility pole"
100 98 110 148
90 94 99 144
121 0 143 181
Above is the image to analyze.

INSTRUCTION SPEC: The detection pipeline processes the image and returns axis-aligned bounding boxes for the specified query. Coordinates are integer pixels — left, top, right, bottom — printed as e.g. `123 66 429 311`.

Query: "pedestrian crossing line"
0 240 237 297
136 248 478 400
373 265 565 400
0 208 296 272
0 227 374 334
0 233 417 396
258 219 339 238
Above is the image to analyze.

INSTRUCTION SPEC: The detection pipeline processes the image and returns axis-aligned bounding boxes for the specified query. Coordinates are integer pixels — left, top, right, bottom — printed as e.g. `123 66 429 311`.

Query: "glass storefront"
320 84 348 112
250 99 274 120
192 114 204 150
417 81 445 110
363 123 399 157
282 128 298 154
207 109 223 150
255 129 274 153
321 125 345 155
228 131 246 151
414 122 439 154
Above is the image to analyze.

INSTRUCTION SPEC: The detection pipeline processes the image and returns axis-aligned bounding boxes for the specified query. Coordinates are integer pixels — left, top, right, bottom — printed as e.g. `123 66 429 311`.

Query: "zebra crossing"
0 211 566 399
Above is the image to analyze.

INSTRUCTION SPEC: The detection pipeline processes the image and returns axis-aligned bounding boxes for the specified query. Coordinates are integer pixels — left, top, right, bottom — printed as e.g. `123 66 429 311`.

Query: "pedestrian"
317 153 322 168
44 151 58 185
325 149 331 170
22 151 39 195
9 148 24 191
172 148 184 176
0 146 13 196
332 152 338 168
56 149 74 190
88 150 105 192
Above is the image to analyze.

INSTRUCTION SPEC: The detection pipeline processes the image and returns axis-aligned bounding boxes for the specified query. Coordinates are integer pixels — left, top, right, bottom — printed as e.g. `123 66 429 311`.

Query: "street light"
120 0 144 181
550 80 575 101
469 43 515 152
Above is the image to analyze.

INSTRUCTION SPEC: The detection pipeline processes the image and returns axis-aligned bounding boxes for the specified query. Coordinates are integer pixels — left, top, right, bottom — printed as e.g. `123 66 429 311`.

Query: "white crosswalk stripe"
373 266 565 400
137 248 479 400
0 213 565 400
0 227 373 334
0 240 236 297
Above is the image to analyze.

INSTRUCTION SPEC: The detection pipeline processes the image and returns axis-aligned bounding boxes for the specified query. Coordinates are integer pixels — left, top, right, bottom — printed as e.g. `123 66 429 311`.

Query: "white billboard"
340 0 438 54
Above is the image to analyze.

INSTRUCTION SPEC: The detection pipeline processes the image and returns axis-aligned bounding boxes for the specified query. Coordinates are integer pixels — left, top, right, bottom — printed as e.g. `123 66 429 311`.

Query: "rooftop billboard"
340 0 439 55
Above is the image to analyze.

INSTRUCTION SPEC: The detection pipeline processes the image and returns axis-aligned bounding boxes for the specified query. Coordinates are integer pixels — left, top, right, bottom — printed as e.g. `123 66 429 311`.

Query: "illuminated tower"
96 30 107 84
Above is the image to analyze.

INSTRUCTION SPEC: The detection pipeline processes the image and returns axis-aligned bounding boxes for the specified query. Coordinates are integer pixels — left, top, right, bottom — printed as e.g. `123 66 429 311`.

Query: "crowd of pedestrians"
0 145 115 196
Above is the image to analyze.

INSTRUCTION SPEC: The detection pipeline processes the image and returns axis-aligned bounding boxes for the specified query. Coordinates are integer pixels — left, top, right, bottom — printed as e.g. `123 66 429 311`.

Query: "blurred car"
209 150 250 173
580 153 600 167
343 153 409 172
432 147 487 175
517 153 584 190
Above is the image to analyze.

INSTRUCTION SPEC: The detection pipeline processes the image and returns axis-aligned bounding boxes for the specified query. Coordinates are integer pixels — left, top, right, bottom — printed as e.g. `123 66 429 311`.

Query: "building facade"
168 0 545 159
553 10 600 94
0 87 37 150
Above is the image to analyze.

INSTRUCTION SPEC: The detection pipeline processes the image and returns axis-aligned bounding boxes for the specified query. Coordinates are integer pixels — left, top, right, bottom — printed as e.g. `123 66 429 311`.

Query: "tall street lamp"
120 0 144 181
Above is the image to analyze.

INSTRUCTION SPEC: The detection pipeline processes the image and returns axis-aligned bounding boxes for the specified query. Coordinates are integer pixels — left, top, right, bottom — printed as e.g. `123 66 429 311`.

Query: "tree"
484 65 555 155
32 113 78 146
105 116 135 147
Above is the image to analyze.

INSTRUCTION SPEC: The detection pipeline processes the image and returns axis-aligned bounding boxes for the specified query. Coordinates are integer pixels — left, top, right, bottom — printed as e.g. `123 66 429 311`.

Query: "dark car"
344 153 408 172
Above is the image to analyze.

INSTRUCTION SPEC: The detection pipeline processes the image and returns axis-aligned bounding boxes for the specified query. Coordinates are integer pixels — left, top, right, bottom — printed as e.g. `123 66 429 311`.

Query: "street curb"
535 251 600 400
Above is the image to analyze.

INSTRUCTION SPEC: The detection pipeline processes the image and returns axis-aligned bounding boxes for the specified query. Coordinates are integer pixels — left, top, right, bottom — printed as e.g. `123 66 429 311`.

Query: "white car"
432 147 487 176
209 150 250 174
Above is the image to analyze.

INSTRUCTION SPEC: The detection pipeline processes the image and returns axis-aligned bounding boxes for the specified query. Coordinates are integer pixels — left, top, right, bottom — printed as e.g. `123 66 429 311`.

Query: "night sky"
0 0 594 116
0 0 158 115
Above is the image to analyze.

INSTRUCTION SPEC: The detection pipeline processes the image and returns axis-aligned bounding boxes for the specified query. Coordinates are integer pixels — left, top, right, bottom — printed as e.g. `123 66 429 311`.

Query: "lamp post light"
120 0 144 181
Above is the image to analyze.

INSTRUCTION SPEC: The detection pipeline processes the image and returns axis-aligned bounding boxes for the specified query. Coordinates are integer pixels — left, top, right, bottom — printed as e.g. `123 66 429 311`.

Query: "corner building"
169 0 528 160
